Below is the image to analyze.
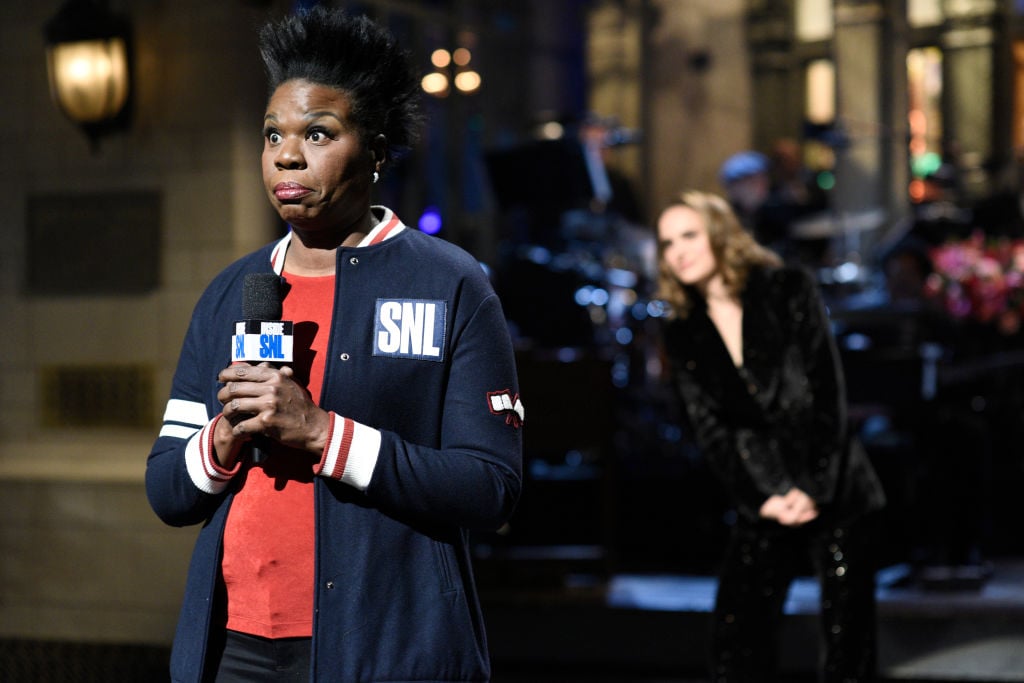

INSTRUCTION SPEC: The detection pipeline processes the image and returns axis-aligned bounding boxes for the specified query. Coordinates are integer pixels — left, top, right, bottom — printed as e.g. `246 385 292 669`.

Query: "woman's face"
262 79 374 234
657 204 718 287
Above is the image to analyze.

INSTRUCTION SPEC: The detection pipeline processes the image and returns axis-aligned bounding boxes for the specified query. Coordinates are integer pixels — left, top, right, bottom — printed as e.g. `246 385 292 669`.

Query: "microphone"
232 273 293 364
231 273 292 464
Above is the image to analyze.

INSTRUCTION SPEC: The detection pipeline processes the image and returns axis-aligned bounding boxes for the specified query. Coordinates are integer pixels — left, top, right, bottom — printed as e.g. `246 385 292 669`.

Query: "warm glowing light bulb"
48 38 129 123
538 121 564 140
453 47 471 67
431 49 451 68
454 70 481 93
421 72 449 96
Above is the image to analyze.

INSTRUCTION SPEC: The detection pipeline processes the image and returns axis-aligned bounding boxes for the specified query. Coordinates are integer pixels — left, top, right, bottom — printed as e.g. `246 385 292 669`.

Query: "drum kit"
485 128 898 351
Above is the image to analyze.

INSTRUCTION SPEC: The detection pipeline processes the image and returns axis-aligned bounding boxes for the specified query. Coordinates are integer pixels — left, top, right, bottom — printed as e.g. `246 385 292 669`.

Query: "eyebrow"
304 110 345 123
263 110 346 124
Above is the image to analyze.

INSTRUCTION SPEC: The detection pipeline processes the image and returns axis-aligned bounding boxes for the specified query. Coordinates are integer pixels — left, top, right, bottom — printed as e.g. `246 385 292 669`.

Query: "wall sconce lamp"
44 0 133 150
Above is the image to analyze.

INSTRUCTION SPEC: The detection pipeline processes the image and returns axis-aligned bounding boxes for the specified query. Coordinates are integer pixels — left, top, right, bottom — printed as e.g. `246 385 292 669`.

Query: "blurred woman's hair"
656 189 781 318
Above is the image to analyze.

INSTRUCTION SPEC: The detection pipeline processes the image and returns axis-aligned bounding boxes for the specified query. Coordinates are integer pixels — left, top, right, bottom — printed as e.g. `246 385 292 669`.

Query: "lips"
274 182 312 201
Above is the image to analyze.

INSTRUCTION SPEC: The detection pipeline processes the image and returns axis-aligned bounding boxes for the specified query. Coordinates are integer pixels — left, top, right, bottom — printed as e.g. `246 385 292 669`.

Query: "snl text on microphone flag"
232 319 294 364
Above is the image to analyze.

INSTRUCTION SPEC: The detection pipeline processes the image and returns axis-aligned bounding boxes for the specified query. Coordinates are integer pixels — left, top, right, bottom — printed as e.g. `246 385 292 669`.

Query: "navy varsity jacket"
145 208 524 682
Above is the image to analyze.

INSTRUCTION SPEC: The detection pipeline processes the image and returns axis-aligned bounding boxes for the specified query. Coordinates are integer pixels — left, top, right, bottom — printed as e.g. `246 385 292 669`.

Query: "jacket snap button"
340 353 350 361
349 256 359 265
326 581 335 589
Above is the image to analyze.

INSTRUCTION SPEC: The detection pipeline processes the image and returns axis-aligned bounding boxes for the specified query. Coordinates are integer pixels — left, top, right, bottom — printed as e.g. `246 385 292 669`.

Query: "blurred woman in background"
656 190 885 682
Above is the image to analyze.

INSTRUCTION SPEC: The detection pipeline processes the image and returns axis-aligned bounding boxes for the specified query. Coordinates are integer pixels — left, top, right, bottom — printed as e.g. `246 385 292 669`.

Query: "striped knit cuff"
184 414 241 494
314 411 381 491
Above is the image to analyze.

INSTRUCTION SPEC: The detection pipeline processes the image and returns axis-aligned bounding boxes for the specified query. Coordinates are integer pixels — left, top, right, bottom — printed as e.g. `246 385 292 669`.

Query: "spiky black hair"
258 6 423 158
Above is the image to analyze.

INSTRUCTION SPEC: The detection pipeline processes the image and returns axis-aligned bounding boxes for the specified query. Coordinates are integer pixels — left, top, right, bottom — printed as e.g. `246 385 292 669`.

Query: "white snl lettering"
377 301 442 357
377 301 402 353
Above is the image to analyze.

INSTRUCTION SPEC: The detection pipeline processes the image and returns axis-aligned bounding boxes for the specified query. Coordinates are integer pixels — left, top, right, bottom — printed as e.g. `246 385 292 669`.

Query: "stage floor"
483 556 1024 682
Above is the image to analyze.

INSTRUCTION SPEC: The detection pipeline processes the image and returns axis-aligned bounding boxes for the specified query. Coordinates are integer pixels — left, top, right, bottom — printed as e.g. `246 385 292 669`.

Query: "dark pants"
204 629 311 683
710 515 878 683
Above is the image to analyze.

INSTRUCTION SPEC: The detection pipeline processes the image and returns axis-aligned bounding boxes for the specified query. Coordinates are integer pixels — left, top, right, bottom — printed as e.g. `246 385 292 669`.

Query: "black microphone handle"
252 440 268 464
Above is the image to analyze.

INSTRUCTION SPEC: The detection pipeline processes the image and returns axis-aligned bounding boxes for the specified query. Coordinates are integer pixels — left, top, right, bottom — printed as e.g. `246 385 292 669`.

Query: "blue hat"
719 151 768 184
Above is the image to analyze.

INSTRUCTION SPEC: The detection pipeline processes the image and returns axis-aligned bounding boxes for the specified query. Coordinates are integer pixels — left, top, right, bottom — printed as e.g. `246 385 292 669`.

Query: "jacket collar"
268 206 407 275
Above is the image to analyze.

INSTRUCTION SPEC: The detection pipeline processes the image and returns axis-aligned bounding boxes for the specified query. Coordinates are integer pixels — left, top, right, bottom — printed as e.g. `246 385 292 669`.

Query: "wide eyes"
262 126 335 146
307 127 332 144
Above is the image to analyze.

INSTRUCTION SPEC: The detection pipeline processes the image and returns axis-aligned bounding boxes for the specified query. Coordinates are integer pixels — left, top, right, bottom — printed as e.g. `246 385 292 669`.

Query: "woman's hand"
212 362 330 467
759 487 819 527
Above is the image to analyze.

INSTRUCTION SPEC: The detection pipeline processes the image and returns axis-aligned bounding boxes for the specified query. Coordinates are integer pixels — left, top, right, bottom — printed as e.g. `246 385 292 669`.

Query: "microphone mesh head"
242 273 283 320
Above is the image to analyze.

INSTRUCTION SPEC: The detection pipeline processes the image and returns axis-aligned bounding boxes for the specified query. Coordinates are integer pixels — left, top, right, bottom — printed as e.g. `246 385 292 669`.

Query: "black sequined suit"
662 266 886 682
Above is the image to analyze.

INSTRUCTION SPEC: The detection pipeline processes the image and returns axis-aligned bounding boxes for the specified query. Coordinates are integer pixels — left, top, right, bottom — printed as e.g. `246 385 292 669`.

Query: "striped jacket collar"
268 206 407 275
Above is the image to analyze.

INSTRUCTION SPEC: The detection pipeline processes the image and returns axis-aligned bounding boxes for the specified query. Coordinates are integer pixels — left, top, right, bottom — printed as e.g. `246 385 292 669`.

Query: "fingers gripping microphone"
232 273 294 364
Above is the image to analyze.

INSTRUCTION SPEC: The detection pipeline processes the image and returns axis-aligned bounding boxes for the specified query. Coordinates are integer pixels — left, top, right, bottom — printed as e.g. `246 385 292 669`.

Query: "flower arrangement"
924 231 1024 336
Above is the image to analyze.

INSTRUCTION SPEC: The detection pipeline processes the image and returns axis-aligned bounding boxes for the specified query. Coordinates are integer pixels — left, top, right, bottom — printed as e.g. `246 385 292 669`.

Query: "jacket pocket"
433 539 457 593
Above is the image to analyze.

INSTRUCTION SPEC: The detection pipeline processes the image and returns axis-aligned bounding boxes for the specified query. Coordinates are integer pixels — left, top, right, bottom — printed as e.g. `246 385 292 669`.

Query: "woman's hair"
258 6 423 160
655 189 781 318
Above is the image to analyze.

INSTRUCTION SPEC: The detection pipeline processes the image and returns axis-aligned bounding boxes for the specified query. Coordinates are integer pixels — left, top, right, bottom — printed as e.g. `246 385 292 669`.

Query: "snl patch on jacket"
374 298 447 361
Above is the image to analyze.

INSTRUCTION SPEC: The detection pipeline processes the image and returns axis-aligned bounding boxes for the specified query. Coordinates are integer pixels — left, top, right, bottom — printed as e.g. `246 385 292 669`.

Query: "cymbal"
790 208 886 239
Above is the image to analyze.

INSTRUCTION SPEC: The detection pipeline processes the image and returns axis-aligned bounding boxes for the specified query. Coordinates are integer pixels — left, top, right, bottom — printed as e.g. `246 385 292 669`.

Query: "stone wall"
0 0 278 647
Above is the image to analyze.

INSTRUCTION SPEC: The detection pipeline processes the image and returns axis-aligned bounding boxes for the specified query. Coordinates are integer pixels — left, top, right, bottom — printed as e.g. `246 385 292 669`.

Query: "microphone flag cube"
232 320 294 363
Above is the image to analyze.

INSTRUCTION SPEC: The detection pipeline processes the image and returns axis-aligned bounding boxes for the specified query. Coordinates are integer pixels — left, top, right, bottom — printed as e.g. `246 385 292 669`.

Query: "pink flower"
927 234 1024 332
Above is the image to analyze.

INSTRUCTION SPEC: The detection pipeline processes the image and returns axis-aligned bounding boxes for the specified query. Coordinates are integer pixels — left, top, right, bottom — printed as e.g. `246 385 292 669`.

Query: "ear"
371 134 388 172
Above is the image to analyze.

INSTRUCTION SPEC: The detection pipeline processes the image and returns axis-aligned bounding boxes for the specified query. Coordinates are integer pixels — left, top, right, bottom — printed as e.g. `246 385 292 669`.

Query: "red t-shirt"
221 272 335 638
